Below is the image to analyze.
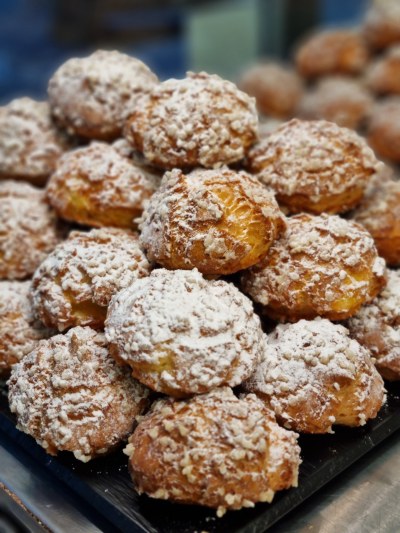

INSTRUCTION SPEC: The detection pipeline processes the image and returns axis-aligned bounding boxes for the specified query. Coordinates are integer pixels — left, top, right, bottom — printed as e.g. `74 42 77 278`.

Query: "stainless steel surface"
269 431 400 533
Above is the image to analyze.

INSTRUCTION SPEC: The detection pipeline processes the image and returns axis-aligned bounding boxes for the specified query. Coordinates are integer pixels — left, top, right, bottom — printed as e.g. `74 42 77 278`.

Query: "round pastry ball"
367 97 400 163
238 62 304 119
32 227 151 331
0 281 53 377
125 387 300 516
0 98 69 186
366 45 400 95
139 167 285 276
297 77 373 130
8 326 150 461
347 269 400 381
244 319 385 433
105 268 264 397
0 181 63 280
247 119 380 215
124 71 258 169
363 0 400 50
241 213 386 322
352 179 400 266
48 50 158 141
295 29 369 79
47 142 159 229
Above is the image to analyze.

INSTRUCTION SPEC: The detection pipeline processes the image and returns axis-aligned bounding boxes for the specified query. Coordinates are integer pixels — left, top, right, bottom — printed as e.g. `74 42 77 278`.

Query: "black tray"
1 382 400 533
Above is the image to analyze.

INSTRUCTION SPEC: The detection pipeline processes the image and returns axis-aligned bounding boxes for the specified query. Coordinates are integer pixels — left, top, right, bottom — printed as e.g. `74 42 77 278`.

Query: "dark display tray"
1 383 400 533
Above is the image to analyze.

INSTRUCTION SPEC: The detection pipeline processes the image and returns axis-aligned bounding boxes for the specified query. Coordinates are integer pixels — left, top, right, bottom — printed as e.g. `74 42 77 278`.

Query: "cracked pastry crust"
8 326 150 462
139 167 285 276
105 268 264 397
244 319 385 433
124 71 258 169
31 227 151 331
241 213 386 322
247 119 380 215
125 387 300 516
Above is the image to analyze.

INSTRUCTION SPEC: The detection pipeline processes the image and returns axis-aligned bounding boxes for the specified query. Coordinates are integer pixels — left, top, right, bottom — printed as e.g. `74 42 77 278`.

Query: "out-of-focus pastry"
124 72 258 169
8 326 150 461
347 269 400 381
0 98 69 186
105 269 264 397
47 142 159 229
363 0 400 50
247 119 380 215
244 319 385 433
139 167 285 276
31 228 151 331
366 45 400 95
125 387 300 516
241 213 386 322
367 97 400 163
238 62 304 119
0 181 63 280
48 50 158 141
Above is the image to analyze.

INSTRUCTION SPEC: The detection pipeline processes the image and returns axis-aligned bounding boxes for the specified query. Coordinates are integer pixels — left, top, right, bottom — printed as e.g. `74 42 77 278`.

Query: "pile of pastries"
1 0 400 520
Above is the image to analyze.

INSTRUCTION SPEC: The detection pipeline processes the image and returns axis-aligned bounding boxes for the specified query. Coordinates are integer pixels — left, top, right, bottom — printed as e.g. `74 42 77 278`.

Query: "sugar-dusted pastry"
0 181 63 280
366 45 400 95
297 77 373 130
363 0 400 50
241 214 386 322
125 387 300 516
367 97 400 163
0 281 53 377
0 98 69 186
8 326 150 461
352 179 400 266
124 72 258 169
247 119 380 215
347 269 400 381
244 319 385 433
47 142 159 229
295 29 368 79
106 269 264 397
238 62 304 119
48 50 158 141
139 167 285 276
32 228 151 331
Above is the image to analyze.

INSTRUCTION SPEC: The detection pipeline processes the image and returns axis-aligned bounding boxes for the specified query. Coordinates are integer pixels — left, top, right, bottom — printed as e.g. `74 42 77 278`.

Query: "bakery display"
48 50 158 141
8 326 150 461
367 97 400 163
139 167 285 275
31 227 151 331
0 180 64 280
241 213 386 322
366 45 400 95
244 319 385 433
105 268 264 397
124 71 258 169
363 0 400 50
125 387 300 516
247 119 380 215
46 141 159 229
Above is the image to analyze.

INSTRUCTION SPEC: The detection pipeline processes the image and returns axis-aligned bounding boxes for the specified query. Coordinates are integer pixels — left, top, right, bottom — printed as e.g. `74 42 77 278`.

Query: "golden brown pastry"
125 387 300 516
295 29 368 79
31 228 151 331
366 45 400 95
367 97 400 163
238 62 304 119
0 180 63 280
48 50 158 141
243 319 385 433
8 326 150 461
105 269 264 397
124 72 258 169
0 98 69 186
241 213 386 322
363 0 400 50
347 269 400 381
0 281 53 377
247 119 380 215
139 167 285 276
47 142 159 229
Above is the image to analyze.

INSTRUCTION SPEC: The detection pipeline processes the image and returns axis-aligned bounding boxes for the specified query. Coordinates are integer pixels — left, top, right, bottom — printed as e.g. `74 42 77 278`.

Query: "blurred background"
0 0 368 104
